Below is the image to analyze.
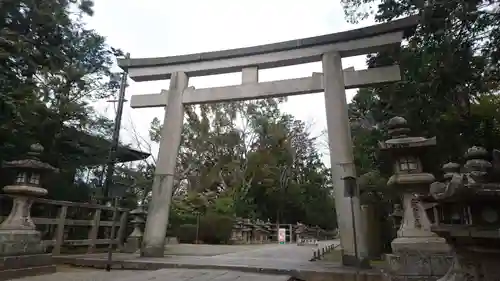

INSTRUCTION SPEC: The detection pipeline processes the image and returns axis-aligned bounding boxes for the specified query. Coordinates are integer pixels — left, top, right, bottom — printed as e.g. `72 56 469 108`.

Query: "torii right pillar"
322 51 369 267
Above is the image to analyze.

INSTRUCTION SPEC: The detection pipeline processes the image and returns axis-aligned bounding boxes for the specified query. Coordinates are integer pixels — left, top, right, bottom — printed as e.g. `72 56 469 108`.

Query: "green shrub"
199 212 234 244
176 224 197 243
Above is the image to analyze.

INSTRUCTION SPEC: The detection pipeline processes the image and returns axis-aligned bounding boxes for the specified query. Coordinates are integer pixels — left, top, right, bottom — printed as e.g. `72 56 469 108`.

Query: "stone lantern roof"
378 117 436 190
379 116 436 154
2 144 58 198
3 143 58 173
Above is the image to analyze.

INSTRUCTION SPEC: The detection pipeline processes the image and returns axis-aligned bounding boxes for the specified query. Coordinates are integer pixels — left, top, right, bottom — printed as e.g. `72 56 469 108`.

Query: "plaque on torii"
118 15 419 265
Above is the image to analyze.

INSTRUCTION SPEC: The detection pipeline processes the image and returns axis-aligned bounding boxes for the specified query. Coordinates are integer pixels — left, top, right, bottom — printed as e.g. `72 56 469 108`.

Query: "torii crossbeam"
119 15 419 265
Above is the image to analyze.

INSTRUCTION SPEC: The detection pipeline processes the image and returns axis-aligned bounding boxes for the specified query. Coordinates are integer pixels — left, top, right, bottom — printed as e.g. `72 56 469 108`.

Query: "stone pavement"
11 268 143 281
163 243 273 256
13 268 291 281
12 240 383 281
56 240 342 273
122 269 291 281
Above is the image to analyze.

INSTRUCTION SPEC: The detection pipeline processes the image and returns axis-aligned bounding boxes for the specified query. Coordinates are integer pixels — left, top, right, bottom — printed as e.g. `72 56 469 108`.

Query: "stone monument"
379 117 451 280
429 146 500 281
0 144 58 280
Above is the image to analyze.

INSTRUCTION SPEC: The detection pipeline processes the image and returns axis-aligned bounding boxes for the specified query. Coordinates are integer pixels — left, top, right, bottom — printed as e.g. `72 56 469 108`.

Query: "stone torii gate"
118 16 418 264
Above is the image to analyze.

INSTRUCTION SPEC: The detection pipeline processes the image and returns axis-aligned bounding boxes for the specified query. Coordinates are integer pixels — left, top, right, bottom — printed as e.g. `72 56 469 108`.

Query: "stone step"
0 265 56 281
0 254 53 271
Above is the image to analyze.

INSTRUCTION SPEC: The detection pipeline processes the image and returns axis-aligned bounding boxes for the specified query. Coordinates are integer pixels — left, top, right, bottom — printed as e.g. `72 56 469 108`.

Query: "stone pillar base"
140 245 165 257
385 236 452 280
0 231 54 281
0 230 45 256
0 254 55 281
342 252 371 269
391 236 450 253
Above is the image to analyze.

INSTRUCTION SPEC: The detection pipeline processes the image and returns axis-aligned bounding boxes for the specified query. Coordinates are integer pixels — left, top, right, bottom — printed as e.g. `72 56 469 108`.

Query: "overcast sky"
83 0 375 167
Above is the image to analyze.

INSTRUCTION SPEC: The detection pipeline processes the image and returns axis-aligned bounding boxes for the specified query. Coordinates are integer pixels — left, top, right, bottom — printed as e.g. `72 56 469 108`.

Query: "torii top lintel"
118 16 419 82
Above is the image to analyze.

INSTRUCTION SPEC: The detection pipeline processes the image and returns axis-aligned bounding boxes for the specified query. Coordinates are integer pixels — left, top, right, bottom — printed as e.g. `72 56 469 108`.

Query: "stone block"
0 254 55 281
391 237 450 254
0 265 56 281
429 254 453 276
385 254 402 274
0 254 53 271
402 253 432 276
385 253 432 276
0 230 45 256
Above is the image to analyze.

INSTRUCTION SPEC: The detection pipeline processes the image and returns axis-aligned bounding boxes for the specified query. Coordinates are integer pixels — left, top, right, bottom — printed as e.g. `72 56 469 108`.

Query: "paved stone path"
54 240 355 275
13 240 351 281
163 243 273 256
121 269 291 281
11 268 143 281
212 240 336 262
13 268 290 281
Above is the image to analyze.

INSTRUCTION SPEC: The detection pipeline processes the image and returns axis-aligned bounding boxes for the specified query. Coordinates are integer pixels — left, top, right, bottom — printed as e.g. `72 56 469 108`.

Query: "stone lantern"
0 144 57 252
124 206 147 253
379 117 450 280
429 146 500 281
0 144 58 279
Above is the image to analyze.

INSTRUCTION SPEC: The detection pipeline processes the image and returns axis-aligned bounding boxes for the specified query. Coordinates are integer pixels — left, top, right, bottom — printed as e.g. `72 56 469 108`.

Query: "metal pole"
343 176 360 267
195 212 200 244
350 195 359 266
103 53 130 200
106 197 119 272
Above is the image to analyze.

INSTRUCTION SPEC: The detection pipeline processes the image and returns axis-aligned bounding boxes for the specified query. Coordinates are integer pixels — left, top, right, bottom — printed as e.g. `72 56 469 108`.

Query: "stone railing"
0 194 129 255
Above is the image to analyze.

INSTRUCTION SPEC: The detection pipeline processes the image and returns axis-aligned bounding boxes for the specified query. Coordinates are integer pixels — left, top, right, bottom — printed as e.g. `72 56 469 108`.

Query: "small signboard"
278 228 286 244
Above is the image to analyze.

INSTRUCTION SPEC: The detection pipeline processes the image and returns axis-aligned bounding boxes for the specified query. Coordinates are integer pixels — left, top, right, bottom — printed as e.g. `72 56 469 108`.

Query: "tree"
341 0 500 168
147 98 338 231
340 0 500 254
0 0 124 201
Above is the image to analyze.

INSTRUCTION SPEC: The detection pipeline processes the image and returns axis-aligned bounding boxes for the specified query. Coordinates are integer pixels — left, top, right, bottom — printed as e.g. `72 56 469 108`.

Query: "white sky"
83 0 375 167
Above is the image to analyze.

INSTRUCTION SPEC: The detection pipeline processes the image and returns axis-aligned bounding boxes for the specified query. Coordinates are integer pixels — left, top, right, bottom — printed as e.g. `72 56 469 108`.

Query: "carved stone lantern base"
0 229 45 256
438 248 500 281
391 236 450 253
0 229 55 280
385 193 453 280
386 236 452 280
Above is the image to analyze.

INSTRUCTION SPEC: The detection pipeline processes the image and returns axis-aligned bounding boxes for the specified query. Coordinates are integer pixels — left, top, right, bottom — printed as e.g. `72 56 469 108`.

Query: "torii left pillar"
141 72 188 257
323 52 369 267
